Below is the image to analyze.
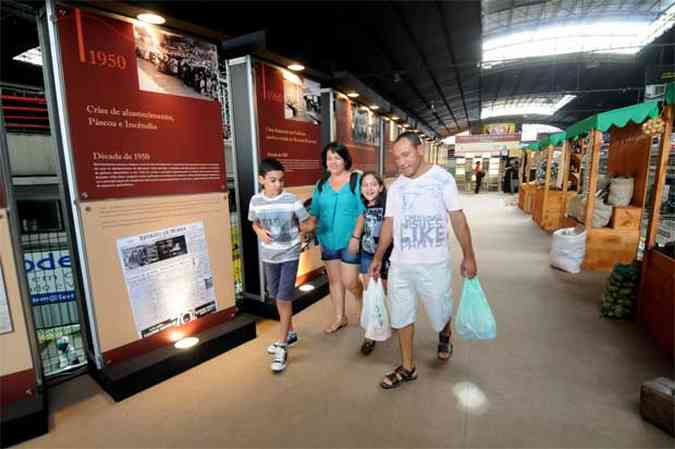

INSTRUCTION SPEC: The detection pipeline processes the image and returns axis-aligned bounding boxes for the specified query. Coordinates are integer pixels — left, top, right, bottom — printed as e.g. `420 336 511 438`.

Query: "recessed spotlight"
288 64 305 71
370 105 380 110
174 336 199 349
347 92 359 98
137 13 165 25
299 284 315 292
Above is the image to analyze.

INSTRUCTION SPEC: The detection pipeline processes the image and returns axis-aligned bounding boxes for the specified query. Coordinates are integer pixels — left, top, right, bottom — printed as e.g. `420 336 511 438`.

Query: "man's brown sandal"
380 365 417 389
438 332 453 361
360 339 376 355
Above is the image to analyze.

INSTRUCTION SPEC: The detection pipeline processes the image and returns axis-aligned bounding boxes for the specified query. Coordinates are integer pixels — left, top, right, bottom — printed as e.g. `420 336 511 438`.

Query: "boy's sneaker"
271 345 287 373
267 331 298 354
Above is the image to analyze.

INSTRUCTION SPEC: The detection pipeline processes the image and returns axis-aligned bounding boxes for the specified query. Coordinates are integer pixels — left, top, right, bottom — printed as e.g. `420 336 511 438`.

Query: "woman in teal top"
309 143 365 334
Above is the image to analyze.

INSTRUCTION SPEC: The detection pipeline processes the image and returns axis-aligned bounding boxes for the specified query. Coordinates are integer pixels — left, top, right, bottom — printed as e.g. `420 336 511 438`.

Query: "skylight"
13 46 43 67
483 5 675 64
521 123 563 142
481 95 576 120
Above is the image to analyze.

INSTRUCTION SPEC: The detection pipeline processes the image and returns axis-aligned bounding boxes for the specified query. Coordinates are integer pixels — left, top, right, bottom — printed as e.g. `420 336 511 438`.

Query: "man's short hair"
394 131 422 147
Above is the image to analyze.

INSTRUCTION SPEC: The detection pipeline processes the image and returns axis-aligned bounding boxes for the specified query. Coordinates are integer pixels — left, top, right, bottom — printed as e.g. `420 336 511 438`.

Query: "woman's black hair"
321 142 352 171
317 142 354 192
360 171 387 207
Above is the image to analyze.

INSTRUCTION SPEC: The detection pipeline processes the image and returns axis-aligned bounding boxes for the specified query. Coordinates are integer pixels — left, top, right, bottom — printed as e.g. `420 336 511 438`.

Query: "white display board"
117 222 216 338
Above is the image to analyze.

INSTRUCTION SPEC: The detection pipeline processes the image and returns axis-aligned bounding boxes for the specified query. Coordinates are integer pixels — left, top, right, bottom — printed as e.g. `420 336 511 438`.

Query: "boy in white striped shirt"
248 158 314 373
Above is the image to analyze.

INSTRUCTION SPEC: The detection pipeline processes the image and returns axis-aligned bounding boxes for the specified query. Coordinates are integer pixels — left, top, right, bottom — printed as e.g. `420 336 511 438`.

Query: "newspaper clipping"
0 263 13 334
117 222 216 338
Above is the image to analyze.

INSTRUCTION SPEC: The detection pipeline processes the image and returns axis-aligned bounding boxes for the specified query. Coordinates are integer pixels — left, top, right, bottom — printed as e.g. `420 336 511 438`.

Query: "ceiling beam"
358 26 449 135
484 0 548 16
390 1 459 130
435 0 472 130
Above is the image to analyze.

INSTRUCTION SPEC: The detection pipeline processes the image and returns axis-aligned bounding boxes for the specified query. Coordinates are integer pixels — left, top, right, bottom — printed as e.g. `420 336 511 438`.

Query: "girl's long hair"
360 171 387 207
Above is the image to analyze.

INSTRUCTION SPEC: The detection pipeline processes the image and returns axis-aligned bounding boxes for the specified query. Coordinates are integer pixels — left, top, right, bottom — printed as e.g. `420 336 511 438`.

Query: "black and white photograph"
120 235 188 270
133 24 219 100
283 71 321 124
352 107 381 146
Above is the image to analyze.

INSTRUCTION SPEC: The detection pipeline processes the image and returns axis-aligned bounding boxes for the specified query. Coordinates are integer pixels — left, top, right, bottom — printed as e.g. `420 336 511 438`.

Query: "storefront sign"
335 97 380 173
57 7 226 200
481 123 516 135
455 134 522 155
23 250 75 305
255 63 323 187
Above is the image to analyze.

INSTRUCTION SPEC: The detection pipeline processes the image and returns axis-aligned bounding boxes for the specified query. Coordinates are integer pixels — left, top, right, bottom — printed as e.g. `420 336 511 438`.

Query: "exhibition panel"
43 4 253 400
335 93 381 174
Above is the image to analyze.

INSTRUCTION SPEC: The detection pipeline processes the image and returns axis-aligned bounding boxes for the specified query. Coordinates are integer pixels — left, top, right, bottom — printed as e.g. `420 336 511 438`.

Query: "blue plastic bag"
456 277 496 341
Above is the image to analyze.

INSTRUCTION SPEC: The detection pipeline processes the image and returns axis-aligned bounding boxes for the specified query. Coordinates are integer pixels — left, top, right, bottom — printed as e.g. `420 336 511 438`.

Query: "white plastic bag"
360 278 391 341
608 177 634 207
550 227 587 273
592 200 613 228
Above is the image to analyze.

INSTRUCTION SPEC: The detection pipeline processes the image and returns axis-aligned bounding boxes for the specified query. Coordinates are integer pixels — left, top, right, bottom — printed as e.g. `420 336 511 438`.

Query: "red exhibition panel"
255 63 323 187
383 120 398 177
335 97 379 173
57 7 225 200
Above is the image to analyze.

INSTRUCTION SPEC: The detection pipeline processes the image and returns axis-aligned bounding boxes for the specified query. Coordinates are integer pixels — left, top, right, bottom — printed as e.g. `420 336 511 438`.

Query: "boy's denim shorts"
264 259 300 301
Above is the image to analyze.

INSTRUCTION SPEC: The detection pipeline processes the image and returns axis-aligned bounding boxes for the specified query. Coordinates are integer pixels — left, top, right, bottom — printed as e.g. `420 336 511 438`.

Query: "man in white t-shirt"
369 131 478 390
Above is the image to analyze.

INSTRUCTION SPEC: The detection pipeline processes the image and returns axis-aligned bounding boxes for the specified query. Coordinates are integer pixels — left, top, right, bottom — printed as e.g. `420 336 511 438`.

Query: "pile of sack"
600 263 640 319
566 176 635 228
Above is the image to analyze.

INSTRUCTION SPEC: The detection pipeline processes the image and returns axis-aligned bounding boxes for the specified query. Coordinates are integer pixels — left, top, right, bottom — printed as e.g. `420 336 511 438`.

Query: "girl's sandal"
438 332 453 362
324 318 348 334
380 365 417 389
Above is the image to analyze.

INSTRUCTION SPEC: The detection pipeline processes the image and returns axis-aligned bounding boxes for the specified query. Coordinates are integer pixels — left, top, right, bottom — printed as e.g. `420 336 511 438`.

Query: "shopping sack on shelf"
360 278 392 341
456 277 496 341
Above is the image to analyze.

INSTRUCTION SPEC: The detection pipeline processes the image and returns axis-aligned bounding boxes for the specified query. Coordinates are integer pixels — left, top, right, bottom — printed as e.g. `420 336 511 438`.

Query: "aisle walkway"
20 193 672 448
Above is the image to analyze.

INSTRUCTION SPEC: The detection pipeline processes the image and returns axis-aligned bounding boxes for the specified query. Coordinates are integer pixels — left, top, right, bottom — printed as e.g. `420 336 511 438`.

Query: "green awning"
527 142 541 151
565 101 660 140
666 82 675 105
539 131 566 148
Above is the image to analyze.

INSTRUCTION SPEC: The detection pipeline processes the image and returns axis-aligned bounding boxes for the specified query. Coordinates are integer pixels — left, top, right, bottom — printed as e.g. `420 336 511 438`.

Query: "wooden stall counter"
532 189 577 231
581 227 640 272
639 250 674 358
518 182 537 214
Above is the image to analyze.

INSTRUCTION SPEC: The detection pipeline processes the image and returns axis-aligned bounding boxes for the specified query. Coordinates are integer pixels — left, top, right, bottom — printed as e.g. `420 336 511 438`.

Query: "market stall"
531 132 578 231
564 101 661 272
639 82 674 358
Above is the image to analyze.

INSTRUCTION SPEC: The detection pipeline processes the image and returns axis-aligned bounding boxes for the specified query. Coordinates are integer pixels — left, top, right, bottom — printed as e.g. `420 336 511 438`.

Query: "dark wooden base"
640 377 675 436
639 249 675 358
90 314 256 402
240 272 329 320
0 393 48 448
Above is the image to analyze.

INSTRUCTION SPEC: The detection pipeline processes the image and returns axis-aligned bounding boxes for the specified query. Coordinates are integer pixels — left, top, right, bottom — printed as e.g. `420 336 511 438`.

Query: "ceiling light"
347 92 359 98
288 63 305 71
391 115 400 120
370 105 380 110
174 336 199 349
13 47 42 66
298 284 315 292
137 13 166 25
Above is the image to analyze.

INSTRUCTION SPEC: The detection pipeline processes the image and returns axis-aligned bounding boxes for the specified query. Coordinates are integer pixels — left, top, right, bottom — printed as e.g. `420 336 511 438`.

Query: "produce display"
600 263 640 319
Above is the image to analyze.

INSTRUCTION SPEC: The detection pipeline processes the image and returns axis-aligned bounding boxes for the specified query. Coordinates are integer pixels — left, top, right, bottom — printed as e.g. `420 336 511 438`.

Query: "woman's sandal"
438 332 454 362
360 339 376 355
324 318 348 334
380 365 418 389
